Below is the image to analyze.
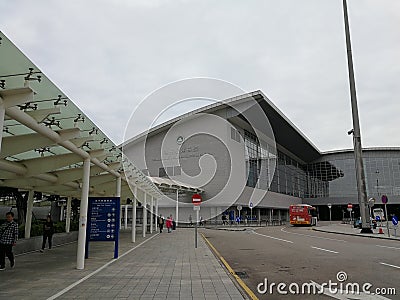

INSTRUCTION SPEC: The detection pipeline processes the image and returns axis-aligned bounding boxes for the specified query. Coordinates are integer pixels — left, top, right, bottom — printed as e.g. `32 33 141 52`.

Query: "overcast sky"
1 0 399 152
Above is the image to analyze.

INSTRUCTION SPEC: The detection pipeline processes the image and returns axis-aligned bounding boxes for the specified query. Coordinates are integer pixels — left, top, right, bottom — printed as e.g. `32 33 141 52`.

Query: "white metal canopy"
0 31 160 200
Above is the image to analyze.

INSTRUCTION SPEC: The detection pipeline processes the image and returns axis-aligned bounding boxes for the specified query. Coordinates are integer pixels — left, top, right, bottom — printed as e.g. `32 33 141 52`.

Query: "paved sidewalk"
314 222 400 241
0 228 245 300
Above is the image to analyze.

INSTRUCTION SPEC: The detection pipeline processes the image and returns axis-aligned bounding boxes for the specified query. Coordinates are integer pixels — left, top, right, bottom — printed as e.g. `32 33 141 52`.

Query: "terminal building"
122 91 400 223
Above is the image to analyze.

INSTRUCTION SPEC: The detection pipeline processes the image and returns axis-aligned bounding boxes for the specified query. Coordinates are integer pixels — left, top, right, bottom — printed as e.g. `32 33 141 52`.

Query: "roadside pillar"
24 190 34 238
76 158 90 270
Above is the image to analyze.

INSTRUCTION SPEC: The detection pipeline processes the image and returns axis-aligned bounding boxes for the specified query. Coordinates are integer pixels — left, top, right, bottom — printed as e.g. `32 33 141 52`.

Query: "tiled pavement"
0 228 246 300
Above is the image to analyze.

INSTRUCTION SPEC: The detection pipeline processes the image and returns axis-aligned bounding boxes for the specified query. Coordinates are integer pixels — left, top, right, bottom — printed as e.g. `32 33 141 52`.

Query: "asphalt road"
201 226 400 300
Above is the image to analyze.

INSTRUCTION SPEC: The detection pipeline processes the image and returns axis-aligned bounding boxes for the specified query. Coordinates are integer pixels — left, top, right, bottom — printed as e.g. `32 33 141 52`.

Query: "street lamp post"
327 203 332 224
342 0 372 233
376 170 380 197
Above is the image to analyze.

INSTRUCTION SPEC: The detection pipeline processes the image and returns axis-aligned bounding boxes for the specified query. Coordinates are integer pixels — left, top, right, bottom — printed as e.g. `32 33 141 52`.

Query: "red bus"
289 204 317 226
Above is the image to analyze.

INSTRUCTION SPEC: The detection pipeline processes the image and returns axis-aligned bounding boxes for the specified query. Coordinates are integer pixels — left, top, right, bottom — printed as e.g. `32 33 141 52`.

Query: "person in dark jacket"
40 215 54 252
158 215 165 233
0 211 18 270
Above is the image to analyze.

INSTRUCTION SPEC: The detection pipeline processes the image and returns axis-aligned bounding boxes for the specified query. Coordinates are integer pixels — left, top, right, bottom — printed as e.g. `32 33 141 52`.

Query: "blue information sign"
86 197 120 258
392 216 398 226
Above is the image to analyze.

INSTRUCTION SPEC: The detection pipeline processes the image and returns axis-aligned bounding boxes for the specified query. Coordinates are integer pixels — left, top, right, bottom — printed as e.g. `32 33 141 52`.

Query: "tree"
0 187 28 225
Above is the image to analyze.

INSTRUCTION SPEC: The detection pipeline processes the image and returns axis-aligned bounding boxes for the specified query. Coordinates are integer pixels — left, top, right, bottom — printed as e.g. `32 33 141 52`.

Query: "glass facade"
312 150 400 199
244 129 334 198
243 130 400 201
243 129 330 197
244 130 275 190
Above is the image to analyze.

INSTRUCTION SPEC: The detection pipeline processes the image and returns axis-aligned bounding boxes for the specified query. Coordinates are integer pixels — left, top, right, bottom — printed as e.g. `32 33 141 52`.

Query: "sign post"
347 203 353 221
237 205 242 221
392 216 398 237
192 194 202 248
382 195 390 237
86 197 120 259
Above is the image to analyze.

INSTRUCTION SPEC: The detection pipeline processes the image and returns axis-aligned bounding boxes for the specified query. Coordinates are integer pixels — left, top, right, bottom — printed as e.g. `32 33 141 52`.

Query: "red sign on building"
192 194 202 206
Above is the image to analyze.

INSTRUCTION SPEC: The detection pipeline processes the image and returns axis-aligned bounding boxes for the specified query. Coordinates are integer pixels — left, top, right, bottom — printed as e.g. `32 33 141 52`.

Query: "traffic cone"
378 228 384 234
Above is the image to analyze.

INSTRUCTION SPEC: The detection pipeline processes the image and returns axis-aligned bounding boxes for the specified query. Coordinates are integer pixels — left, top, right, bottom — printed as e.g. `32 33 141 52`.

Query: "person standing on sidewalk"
40 215 54 252
158 215 164 233
0 211 18 270
166 216 172 233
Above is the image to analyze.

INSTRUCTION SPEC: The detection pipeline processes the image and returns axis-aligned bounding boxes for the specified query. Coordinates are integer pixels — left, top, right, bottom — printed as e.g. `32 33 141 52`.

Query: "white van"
373 208 385 221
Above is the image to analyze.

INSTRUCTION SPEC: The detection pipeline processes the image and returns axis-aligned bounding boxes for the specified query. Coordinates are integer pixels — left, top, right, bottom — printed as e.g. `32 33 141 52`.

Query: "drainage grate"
235 271 249 279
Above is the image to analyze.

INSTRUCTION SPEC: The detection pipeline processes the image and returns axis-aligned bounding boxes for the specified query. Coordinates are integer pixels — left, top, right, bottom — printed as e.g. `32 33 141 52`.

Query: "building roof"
122 90 322 163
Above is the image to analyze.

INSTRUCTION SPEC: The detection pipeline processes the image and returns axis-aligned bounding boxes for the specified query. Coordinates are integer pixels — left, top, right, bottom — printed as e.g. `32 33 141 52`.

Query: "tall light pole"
342 0 372 233
328 203 332 224
376 169 380 197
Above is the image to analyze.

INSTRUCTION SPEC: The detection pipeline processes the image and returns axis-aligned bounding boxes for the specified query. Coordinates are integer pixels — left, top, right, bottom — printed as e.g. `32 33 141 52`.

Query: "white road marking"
311 246 338 254
376 244 400 250
280 227 347 242
251 231 293 243
380 262 400 269
47 233 159 300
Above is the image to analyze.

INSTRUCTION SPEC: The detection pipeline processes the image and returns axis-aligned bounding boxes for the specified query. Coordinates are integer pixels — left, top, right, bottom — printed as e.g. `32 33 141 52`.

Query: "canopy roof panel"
0 31 160 199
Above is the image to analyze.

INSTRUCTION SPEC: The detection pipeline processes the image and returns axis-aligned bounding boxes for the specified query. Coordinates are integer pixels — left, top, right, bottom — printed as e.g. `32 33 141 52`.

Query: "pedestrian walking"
166 216 172 233
40 215 54 252
222 214 227 225
0 211 18 270
172 215 176 230
158 215 164 233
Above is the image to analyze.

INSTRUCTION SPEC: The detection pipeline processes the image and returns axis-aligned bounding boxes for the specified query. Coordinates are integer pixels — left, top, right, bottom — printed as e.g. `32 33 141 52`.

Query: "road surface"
202 226 400 299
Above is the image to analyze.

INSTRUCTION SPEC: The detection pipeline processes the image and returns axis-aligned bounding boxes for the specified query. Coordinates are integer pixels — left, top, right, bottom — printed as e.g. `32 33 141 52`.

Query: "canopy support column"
155 198 159 227
76 158 90 270
116 177 122 229
132 186 137 243
150 196 153 234
66 196 72 233
0 99 5 153
176 189 179 227
143 192 147 238
24 190 34 239
124 205 128 230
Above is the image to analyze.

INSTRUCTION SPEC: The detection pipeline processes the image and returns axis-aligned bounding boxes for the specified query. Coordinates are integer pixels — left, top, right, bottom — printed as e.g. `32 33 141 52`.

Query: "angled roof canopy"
149 177 203 194
0 31 160 200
